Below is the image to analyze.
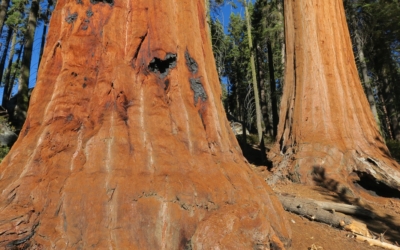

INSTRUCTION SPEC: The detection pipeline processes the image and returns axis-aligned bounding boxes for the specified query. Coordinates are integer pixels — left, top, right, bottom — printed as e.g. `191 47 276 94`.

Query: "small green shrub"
0 116 15 162
246 134 259 145
0 145 10 162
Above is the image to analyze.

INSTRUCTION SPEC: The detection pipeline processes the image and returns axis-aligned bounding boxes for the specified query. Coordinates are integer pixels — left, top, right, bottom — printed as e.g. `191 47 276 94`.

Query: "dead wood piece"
343 220 371 237
355 235 400 250
277 194 374 218
278 195 351 226
278 195 371 237
314 200 374 218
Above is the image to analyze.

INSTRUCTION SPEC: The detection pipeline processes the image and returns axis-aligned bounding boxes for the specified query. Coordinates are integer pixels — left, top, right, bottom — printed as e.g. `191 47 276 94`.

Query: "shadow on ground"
312 166 400 244
237 139 273 168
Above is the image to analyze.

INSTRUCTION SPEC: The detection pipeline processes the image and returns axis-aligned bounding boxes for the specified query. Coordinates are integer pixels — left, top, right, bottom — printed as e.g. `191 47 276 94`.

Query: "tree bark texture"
268 0 400 196
0 1 291 249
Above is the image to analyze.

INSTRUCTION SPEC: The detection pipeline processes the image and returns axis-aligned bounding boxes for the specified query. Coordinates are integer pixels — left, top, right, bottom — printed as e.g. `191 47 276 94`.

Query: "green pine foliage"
208 0 399 144
0 116 15 162
344 0 400 140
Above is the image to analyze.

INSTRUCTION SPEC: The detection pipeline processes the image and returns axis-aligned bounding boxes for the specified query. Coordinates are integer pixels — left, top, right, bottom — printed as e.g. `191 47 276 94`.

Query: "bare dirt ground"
241 142 400 250
274 181 400 250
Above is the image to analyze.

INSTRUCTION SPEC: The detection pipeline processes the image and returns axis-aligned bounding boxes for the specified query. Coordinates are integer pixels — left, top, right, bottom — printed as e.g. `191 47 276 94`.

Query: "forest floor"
239 141 400 250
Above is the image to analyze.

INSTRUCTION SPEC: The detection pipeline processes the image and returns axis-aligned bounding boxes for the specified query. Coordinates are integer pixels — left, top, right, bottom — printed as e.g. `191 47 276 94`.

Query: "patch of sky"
212 0 254 87
0 0 52 105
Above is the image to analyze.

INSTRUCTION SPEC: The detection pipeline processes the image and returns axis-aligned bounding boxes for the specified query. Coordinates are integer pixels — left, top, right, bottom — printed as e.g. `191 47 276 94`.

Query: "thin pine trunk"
13 0 39 128
2 28 16 109
384 76 400 141
7 43 22 99
379 93 394 140
267 41 279 138
278 0 285 85
348 2 380 128
0 27 12 86
244 2 263 143
38 0 54 64
257 46 272 137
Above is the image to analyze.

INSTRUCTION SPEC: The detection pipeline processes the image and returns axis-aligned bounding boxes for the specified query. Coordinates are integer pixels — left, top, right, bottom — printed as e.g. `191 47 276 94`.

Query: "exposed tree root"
268 146 400 202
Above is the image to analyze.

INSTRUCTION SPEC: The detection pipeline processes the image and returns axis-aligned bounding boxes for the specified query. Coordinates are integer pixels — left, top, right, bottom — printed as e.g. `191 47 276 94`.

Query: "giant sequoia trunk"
0 1 291 249
268 0 400 198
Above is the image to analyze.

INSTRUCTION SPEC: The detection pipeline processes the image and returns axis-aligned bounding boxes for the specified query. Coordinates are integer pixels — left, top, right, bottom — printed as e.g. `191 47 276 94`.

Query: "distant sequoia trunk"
0 0 290 249
268 0 400 199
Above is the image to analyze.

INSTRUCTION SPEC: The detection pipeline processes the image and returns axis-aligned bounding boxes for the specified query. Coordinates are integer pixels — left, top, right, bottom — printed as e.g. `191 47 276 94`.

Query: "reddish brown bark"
268 0 400 197
0 0 291 249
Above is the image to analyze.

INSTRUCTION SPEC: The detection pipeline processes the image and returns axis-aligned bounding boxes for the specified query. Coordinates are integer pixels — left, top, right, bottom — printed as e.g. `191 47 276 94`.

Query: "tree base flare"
268 143 400 200
0 0 292 248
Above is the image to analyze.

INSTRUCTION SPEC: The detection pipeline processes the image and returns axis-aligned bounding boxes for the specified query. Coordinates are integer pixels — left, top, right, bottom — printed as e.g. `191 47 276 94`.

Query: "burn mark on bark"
131 32 147 67
82 77 88 88
185 51 198 74
164 79 170 91
52 41 61 58
6 222 38 248
65 12 78 24
55 201 63 216
81 19 90 30
183 239 192 250
81 9 93 30
90 0 114 6
278 109 290 154
148 53 177 79
199 110 206 130
86 9 94 18
116 91 131 123
108 188 116 202
66 114 74 122
190 78 207 105
270 241 284 250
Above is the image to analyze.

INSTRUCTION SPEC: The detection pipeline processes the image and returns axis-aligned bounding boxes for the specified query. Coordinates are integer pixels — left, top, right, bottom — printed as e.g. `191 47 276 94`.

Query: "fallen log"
355 235 400 250
278 195 371 237
278 194 374 218
313 200 374 218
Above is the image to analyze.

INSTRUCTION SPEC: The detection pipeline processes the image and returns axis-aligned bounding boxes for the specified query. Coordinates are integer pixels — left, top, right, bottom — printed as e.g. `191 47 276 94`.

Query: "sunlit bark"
0 1 290 248
269 0 400 198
